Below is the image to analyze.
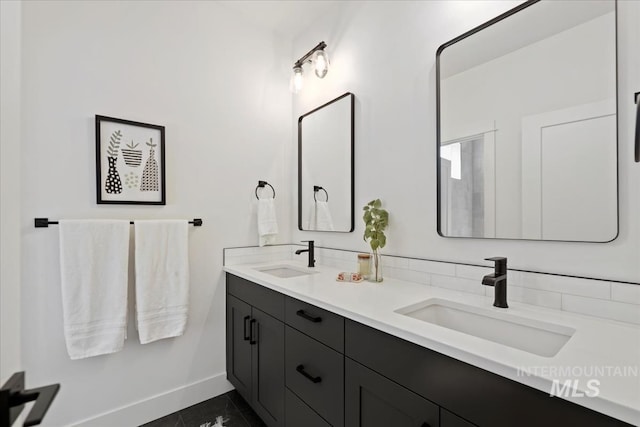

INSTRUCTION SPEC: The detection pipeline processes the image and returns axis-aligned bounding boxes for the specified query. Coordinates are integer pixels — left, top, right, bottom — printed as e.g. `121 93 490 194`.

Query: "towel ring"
313 186 328 202
255 180 276 200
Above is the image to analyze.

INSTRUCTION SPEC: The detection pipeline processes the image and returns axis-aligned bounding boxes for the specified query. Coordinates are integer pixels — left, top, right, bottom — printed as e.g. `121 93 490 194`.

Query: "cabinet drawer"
226 273 284 321
285 296 344 352
285 326 344 427
285 388 330 427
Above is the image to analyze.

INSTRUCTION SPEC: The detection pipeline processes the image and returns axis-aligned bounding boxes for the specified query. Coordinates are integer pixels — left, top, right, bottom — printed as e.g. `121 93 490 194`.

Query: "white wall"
291 0 640 283
1 0 22 384
19 1 291 425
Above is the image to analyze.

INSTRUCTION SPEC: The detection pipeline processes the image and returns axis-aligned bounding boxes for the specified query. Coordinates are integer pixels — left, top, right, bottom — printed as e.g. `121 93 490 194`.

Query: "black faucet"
482 257 508 308
295 240 315 268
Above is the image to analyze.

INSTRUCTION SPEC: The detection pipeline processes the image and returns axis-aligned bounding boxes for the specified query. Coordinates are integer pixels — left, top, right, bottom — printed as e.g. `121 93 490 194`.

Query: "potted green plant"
363 199 389 282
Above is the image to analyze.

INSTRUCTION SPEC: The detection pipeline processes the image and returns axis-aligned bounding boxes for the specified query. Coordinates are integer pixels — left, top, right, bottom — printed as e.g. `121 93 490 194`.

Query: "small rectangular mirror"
298 92 354 232
437 0 617 242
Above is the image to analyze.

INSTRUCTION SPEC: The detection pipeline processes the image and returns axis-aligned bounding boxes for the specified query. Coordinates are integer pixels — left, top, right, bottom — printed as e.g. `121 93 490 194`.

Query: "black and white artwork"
95 115 165 205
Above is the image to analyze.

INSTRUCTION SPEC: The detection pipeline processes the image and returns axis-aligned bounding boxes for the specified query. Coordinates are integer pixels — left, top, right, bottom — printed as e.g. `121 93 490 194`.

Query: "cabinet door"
252 308 285 427
226 295 252 402
345 358 439 427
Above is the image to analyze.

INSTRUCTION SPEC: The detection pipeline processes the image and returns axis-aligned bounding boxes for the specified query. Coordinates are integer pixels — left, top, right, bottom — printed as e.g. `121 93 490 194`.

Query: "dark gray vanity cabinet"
226 275 285 427
226 274 631 427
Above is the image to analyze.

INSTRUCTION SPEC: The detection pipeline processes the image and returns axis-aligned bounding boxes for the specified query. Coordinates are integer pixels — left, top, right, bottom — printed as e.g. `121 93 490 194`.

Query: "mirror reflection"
437 0 617 242
298 92 354 232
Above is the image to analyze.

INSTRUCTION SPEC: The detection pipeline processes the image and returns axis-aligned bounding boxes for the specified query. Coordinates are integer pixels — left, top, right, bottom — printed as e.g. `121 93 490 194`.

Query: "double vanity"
227 4 638 424
224 260 639 427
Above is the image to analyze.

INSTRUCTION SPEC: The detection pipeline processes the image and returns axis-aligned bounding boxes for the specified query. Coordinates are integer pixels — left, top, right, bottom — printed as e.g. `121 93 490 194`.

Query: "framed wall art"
95 115 166 205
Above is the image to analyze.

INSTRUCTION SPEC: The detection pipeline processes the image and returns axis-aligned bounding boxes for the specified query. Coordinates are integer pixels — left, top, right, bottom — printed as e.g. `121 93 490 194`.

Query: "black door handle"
296 309 322 323
420 423 431 427
249 319 257 345
243 315 251 341
296 364 322 383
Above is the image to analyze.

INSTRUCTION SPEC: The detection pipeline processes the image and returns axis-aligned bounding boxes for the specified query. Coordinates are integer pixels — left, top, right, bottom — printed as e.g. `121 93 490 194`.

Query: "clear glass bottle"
371 250 383 282
357 253 371 279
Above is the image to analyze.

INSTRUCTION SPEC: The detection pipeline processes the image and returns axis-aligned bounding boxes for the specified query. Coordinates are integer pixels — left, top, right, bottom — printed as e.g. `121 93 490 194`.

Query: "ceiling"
218 1 346 40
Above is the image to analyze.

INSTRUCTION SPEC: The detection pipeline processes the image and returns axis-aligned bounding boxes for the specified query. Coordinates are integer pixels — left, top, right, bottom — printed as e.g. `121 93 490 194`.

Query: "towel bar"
255 180 276 200
34 218 203 228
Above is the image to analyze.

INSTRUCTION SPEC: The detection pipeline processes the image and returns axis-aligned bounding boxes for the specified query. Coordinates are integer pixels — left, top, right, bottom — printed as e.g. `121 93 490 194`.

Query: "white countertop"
224 261 640 425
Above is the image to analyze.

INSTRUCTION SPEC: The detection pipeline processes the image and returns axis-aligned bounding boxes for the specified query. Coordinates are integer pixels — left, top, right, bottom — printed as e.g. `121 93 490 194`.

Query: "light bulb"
290 66 304 93
313 49 329 78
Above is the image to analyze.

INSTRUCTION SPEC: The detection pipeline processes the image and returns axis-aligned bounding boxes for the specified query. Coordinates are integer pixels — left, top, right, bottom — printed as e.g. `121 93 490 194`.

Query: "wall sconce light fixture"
290 41 330 93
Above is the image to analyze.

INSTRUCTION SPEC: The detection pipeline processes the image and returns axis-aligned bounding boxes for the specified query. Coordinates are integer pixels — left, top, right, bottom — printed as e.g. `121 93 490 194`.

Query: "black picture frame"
95 115 166 205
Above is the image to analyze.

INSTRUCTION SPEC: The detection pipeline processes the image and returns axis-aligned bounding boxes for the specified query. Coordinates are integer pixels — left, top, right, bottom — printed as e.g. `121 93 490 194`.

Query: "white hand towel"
315 201 334 231
257 198 279 246
58 220 130 359
307 200 317 230
134 220 189 344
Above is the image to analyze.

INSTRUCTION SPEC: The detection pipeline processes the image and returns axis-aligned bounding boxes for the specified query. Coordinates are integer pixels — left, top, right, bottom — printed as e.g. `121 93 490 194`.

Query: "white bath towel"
58 220 130 359
134 220 189 344
314 201 334 231
257 198 279 246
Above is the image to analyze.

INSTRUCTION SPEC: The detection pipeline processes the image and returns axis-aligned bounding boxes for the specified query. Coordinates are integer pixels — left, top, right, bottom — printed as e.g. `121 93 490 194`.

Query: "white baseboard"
70 372 234 427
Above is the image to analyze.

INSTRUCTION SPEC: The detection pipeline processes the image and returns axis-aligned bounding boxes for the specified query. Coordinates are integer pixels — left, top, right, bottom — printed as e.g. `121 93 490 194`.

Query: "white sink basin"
256 265 316 278
395 298 575 357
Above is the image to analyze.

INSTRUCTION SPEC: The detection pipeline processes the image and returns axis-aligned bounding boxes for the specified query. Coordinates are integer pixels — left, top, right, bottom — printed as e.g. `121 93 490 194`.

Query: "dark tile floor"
140 390 266 427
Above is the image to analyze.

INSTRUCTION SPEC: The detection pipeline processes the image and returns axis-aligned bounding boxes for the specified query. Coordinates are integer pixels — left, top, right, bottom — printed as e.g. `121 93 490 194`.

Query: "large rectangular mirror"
437 0 617 242
298 92 354 232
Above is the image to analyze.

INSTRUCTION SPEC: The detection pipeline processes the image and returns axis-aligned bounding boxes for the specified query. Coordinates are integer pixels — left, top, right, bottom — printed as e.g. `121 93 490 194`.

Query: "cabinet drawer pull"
249 319 257 345
243 315 251 341
296 309 322 323
296 364 322 383
421 423 431 427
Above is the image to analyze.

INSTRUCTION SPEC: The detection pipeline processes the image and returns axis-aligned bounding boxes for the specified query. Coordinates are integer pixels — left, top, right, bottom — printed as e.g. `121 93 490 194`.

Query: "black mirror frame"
435 0 619 243
298 92 355 232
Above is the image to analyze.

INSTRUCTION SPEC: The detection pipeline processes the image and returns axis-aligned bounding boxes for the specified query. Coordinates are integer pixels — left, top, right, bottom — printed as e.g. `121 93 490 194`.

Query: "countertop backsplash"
223 245 640 326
